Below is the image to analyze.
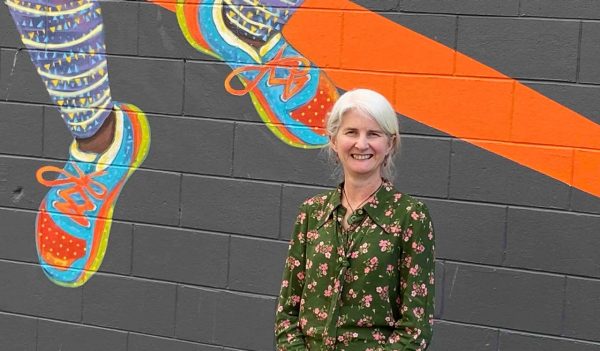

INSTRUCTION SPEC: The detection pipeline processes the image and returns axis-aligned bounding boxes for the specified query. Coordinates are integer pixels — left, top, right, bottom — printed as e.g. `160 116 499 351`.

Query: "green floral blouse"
275 181 435 351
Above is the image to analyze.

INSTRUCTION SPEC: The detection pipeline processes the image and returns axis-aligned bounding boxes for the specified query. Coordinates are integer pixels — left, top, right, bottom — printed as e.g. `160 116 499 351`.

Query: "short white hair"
326 89 400 179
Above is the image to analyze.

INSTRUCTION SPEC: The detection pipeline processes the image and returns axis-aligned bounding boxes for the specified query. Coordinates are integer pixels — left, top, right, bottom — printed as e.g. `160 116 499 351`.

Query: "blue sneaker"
35 103 150 287
177 0 338 148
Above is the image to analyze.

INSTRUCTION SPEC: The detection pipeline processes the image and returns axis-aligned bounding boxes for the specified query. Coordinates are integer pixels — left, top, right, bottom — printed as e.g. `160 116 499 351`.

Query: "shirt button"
338 257 343 263
357 209 364 215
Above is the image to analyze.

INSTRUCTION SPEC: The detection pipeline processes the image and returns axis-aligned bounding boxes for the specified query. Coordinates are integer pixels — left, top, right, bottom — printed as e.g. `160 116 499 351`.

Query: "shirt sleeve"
386 202 435 351
275 203 309 351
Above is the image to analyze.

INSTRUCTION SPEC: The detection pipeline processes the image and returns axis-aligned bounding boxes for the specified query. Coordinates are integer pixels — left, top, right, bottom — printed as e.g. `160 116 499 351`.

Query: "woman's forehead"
340 109 383 129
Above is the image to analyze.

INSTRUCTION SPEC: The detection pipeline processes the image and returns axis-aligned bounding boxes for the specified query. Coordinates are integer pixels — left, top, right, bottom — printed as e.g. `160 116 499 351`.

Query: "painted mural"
5 0 600 288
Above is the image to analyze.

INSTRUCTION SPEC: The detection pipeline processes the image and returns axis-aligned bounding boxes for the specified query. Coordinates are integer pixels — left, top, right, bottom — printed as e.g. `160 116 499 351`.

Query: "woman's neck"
342 176 383 208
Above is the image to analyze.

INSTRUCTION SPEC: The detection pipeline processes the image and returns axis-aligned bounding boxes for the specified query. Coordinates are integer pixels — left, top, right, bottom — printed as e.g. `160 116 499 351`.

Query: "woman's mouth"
351 154 373 160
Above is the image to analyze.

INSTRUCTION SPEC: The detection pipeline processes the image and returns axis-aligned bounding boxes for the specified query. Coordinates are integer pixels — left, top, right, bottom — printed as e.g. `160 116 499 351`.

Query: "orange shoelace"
224 44 311 101
36 162 107 227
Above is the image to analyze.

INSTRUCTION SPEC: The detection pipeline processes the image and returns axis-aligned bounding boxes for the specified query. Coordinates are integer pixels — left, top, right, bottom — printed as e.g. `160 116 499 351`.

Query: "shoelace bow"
224 44 311 101
36 162 107 226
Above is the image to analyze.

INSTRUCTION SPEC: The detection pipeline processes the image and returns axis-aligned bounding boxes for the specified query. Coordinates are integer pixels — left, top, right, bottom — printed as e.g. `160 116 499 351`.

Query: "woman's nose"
354 135 369 149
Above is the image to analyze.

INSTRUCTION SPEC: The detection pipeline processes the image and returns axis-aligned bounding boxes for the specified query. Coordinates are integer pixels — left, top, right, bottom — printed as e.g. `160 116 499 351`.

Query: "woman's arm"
275 203 309 351
386 202 435 351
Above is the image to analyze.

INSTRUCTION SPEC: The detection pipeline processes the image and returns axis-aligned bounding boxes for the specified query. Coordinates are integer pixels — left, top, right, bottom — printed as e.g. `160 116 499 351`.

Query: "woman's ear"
329 134 338 152
387 134 396 153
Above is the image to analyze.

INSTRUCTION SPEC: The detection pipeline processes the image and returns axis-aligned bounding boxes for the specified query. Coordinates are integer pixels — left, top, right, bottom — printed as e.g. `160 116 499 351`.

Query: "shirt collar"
315 179 400 233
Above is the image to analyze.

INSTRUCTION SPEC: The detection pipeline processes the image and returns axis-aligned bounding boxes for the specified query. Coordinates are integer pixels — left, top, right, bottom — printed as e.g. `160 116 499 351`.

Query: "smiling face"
331 108 394 182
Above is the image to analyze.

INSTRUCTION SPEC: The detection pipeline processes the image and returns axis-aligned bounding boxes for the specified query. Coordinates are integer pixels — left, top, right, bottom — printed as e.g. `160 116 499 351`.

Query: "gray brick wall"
1 0 599 350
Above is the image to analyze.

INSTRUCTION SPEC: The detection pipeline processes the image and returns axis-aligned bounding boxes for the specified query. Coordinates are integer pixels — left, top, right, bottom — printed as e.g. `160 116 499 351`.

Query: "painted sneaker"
177 0 338 148
35 103 150 287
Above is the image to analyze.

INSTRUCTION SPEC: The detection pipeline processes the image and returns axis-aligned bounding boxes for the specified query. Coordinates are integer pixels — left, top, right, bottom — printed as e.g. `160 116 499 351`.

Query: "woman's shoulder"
384 186 430 217
299 188 338 210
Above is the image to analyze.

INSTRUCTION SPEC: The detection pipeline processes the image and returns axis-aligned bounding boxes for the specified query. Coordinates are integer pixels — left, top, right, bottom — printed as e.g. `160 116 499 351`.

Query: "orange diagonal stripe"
283 0 600 198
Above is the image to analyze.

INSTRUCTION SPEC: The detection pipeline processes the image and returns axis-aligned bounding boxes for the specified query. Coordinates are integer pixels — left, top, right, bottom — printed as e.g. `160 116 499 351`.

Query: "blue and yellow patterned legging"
6 0 113 139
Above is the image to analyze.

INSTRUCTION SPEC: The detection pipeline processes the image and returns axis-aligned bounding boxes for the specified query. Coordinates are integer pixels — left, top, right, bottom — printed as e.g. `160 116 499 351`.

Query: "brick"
0 260 82 321
442 263 564 334
400 0 455 14
129 333 217 351
434 260 444 318
564 277 600 341
181 176 280 237
37 319 127 351
505 208 600 278
499 330 600 351
449 140 571 209
0 156 61 211
42 105 72 159
427 199 505 265
214 291 276 350
82 274 176 336
352 0 399 11
383 13 456 49
175 285 220 343
98 222 133 275
0 4 23 48
0 49 49 104
573 150 600 204
0 208 37 262
399 114 448 137
522 82 600 124
428 321 498 351
177 286 277 350
229 236 287 295
456 17 579 81
571 188 600 215
138 2 213 60
0 312 36 351
393 136 450 198
233 123 334 186
101 1 139 56
143 115 234 176
107 55 184 115
280 184 327 240
132 225 228 287
115 168 181 226
580 22 600 84
520 0 600 19
0 102 43 156
400 0 519 15
184 61 258 121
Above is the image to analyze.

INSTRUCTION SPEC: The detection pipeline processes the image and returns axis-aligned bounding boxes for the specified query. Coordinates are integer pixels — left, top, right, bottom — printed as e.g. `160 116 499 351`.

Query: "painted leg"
177 0 337 148
6 0 150 287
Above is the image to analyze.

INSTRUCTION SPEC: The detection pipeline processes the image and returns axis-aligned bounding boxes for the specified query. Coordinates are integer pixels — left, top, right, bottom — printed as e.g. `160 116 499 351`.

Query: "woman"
275 89 435 351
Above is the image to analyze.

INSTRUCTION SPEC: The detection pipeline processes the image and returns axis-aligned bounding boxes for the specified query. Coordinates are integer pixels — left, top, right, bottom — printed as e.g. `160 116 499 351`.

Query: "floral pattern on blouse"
275 181 435 351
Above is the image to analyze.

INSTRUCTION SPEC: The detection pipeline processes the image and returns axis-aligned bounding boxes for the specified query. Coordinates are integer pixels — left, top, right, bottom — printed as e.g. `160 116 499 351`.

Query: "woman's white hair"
326 88 400 180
